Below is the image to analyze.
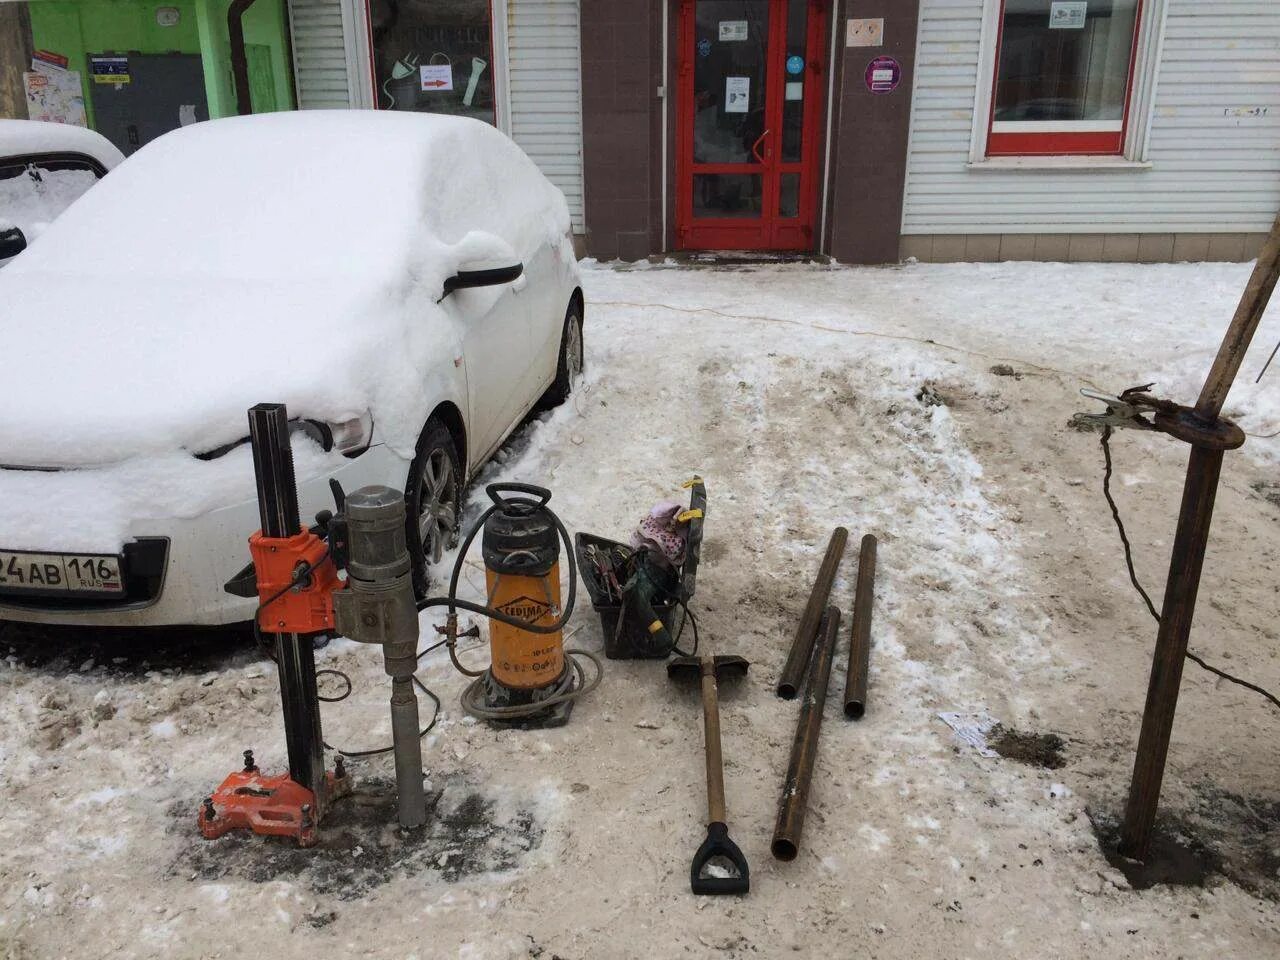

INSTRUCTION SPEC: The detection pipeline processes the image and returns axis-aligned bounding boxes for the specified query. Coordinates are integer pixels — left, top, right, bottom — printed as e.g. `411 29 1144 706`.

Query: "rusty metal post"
772 607 840 861
843 535 878 719
1118 213 1280 861
776 528 847 699
1119 445 1224 859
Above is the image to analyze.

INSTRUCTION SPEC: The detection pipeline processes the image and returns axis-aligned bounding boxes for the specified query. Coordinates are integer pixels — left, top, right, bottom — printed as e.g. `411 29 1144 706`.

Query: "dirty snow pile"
2 259 1280 959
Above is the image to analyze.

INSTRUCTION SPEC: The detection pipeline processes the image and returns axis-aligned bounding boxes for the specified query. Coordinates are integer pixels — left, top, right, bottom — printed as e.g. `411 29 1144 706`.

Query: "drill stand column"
199 403 348 847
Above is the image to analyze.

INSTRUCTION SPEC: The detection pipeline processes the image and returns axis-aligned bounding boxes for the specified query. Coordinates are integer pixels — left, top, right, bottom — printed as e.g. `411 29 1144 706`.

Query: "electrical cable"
671 599 699 658
1098 426 1280 712
324 677 442 759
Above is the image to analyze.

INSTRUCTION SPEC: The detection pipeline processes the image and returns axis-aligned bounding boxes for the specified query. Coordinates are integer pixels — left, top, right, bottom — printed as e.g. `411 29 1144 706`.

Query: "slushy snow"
1 259 1279 959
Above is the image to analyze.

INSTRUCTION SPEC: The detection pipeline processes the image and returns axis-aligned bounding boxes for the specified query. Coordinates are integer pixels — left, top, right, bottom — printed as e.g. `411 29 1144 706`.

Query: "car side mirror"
440 261 523 300
0 226 27 260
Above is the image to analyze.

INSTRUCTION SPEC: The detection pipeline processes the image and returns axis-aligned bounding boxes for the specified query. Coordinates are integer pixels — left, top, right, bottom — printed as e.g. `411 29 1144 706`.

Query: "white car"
0 119 124 266
0 111 583 627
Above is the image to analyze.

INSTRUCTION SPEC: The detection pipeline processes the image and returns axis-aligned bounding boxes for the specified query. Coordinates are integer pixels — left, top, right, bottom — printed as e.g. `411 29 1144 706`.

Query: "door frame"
673 0 828 252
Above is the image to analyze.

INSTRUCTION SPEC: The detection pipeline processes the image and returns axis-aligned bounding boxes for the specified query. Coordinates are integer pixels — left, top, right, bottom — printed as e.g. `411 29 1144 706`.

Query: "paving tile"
1033 235 1071 262
899 235 934 262
999 234 1036 262
1102 234 1140 263
1172 233 1211 262
1137 234 1175 263
1067 234 1105 262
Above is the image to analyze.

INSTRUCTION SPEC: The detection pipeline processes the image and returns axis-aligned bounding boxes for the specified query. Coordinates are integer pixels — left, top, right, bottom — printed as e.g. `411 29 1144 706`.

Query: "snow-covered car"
0 119 124 267
0 111 583 628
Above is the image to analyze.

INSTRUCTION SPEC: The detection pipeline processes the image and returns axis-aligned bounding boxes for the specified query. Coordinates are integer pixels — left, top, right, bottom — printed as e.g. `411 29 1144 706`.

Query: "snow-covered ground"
3 259 1280 959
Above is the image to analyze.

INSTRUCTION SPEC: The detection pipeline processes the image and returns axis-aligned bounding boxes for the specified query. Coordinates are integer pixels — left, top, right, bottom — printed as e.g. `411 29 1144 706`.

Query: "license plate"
0 550 124 596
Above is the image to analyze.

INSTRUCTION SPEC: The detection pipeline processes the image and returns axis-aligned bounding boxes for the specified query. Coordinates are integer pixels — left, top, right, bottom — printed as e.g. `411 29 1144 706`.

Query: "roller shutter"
507 0 585 232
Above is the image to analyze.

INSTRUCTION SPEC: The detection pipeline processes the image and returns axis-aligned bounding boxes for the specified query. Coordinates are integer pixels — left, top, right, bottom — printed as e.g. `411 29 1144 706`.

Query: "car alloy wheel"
416 445 458 565
539 302 584 409
565 312 583 387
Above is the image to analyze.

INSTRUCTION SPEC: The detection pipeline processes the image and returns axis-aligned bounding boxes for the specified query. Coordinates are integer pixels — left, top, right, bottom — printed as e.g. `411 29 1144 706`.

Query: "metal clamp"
1072 385 1158 432
1074 385 1245 450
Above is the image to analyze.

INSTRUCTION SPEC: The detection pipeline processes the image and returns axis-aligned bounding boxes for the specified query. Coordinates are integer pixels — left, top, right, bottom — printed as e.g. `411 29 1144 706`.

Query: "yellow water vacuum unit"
428 483 600 726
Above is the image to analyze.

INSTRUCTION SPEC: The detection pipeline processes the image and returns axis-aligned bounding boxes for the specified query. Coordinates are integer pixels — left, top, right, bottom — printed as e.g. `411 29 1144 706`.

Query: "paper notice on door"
719 20 748 41
725 76 750 113
1049 1 1088 29
420 63 454 91
785 81 803 101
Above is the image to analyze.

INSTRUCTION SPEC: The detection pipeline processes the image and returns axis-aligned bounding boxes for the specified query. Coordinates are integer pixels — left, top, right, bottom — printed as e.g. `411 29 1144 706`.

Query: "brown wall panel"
826 1 920 263
580 0 663 261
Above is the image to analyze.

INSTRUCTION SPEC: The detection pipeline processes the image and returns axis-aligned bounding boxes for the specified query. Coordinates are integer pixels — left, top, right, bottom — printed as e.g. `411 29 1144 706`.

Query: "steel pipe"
843 535 877 719
772 606 840 861
776 528 847 699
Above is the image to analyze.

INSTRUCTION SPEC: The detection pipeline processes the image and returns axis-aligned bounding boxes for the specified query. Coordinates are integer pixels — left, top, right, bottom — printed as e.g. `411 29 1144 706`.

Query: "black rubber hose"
417 502 578 635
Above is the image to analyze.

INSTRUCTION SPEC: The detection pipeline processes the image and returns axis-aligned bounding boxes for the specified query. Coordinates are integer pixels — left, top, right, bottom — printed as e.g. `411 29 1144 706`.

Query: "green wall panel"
27 0 293 127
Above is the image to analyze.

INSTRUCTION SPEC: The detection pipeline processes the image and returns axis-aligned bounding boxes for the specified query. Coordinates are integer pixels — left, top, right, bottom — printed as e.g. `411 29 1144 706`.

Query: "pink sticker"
865 55 901 95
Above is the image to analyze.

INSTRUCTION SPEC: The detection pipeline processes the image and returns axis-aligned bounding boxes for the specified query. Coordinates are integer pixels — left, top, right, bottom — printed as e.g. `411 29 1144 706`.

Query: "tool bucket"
574 479 706 660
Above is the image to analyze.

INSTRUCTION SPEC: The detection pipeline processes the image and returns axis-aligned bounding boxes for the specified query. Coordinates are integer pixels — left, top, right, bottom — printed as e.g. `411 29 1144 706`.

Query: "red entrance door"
675 0 827 251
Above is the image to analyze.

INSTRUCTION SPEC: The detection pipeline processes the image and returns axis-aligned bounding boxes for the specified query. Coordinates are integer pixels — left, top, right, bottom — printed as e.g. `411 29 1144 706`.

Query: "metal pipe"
389 675 426 828
843 534 877 720
776 528 848 699
1119 444 1225 860
1195 213 1280 419
772 606 840 861
246 403 326 813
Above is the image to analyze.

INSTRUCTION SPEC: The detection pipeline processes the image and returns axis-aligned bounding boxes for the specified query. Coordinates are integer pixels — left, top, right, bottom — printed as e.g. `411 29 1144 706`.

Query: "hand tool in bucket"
668 653 750 894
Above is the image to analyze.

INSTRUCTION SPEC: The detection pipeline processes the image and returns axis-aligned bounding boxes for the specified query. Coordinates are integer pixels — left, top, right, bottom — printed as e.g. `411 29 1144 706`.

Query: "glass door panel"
780 0 809 165
677 0 826 250
692 1 771 165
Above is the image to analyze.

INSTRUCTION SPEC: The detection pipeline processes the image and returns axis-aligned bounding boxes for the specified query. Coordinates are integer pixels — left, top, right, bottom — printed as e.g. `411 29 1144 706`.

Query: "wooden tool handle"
700 657 726 825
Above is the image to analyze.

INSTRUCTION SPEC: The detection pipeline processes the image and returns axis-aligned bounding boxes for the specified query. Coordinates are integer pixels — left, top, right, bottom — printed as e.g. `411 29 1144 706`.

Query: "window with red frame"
988 0 1143 157
367 0 496 125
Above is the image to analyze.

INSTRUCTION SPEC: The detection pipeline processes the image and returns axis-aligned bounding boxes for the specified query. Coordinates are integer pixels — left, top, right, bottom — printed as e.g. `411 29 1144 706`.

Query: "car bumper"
0 444 410 628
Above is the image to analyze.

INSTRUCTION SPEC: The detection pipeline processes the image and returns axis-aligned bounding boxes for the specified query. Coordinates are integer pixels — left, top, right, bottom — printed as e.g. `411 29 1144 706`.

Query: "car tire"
539 299 583 409
405 416 463 598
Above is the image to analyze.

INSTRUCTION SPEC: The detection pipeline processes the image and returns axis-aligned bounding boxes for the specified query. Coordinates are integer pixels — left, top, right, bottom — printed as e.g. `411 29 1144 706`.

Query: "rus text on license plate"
0 550 124 596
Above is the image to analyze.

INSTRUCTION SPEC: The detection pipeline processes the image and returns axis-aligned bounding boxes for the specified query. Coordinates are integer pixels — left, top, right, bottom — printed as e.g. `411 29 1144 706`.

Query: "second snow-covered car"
0 111 583 627
0 119 124 267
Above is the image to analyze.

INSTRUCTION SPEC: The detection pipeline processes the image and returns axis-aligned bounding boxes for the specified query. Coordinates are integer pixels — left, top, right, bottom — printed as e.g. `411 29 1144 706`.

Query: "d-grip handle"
486 482 552 512
690 821 750 895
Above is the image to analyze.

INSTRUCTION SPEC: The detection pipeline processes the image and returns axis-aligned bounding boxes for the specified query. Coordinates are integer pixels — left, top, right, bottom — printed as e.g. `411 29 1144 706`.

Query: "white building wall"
903 0 1280 234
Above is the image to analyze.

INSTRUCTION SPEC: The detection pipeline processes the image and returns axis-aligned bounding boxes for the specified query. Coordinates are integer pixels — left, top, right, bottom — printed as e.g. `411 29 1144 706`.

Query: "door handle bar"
751 128 771 164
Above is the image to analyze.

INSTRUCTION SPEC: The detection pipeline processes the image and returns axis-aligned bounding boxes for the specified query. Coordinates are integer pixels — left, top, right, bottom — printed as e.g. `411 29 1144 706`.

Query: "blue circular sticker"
786 54 805 75
698 38 712 58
